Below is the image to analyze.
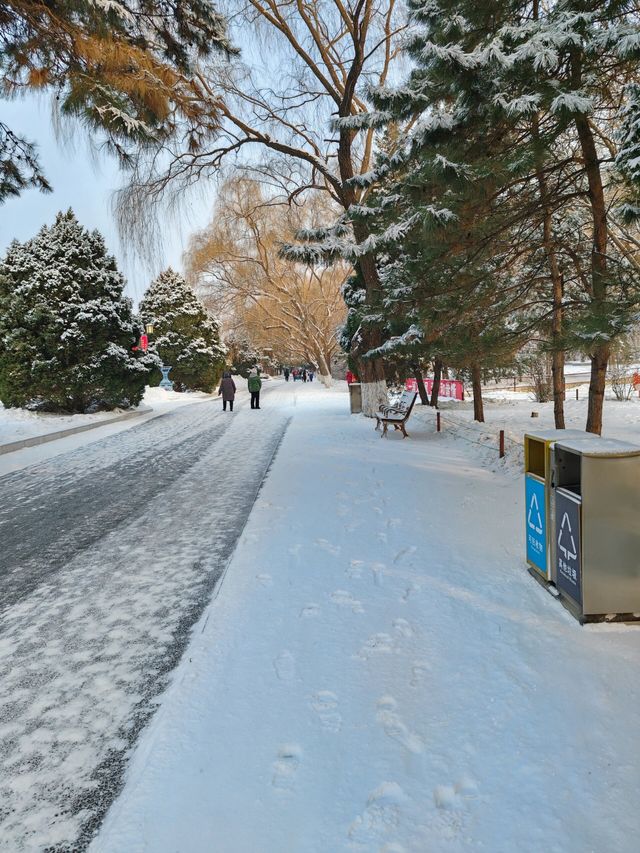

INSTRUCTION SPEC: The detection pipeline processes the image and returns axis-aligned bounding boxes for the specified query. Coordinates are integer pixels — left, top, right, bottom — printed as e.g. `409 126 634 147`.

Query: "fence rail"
433 409 522 458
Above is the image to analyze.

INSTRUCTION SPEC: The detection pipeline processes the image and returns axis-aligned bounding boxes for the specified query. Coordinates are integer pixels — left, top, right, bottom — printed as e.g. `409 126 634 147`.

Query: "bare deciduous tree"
185 177 347 384
118 0 407 412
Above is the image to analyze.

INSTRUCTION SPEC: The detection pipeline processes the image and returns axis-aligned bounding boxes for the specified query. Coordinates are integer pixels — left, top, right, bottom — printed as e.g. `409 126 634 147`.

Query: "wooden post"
437 412 441 432
499 429 505 458
576 388 579 400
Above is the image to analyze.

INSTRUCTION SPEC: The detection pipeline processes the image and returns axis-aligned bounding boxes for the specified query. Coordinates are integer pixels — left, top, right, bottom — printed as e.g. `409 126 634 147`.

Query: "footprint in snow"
346 559 364 579
376 695 424 755
370 562 386 586
410 661 431 687
433 776 478 811
273 650 296 681
315 538 341 557
393 618 414 638
256 573 272 586
431 776 478 839
347 781 407 844
272 744 302 791
401 584 420 603
393 545 416 564
331 590 364 613
299 603 320 618
356 633 394 660
309 691 342 732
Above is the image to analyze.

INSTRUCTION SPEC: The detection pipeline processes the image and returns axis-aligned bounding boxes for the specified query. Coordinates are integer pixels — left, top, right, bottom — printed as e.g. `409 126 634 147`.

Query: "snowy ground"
90 381 640 853
411 387 640 477
0 384 288 851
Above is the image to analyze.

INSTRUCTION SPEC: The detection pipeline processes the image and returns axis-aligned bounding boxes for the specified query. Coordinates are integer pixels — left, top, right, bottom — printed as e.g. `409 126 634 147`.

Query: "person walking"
302 368 307 383
284 367 290 382
218 371 236 411
248 368 262 409
308 370 314 382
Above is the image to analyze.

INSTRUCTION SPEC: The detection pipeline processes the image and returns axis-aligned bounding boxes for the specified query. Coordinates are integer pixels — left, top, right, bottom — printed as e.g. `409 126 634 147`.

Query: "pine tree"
0 210 157 412
139 269 225 392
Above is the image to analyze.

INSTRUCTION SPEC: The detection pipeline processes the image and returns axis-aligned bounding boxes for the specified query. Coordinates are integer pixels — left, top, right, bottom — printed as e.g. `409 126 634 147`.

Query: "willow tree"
185 177 346 385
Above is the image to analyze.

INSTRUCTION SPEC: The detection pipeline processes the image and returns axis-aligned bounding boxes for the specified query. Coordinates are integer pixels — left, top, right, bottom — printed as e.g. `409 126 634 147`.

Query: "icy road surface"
0 389 288 851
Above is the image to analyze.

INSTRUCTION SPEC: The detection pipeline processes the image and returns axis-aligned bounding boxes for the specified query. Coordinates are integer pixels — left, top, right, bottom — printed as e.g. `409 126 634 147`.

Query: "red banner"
405 377 464 400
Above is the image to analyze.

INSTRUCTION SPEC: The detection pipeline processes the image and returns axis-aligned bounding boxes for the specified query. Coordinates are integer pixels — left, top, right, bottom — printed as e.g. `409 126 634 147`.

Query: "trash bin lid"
555 436 640 458
525 428 589 443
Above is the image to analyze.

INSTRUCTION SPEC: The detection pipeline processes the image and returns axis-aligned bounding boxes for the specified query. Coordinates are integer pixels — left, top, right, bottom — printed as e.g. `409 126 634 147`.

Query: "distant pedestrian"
284 368 290 382
346 370 356 384
218 371 236 411
248 368 262 409
309 370 314 382
302 368 307 382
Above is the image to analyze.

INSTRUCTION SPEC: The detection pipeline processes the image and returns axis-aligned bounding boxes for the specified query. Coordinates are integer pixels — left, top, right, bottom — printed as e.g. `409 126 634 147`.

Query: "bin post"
348 382 362 414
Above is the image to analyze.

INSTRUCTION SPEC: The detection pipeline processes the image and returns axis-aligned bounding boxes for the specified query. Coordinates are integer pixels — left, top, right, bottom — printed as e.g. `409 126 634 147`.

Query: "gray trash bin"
524 429 587 582
348 382 362 414
552 436 640 622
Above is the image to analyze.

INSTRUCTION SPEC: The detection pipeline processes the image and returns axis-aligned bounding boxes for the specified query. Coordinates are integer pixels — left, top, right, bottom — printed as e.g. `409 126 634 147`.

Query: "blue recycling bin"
524 429 586 582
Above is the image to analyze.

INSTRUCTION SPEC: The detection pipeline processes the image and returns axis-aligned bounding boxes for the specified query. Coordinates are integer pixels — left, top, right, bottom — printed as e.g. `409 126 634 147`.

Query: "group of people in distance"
218 364 319 412
282 367 314 382
218 368 262 412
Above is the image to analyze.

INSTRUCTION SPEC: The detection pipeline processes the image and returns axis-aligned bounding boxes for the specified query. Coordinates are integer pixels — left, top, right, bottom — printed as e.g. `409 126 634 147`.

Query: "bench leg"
401 423 409 438
375 416 381 431
381 421 388 438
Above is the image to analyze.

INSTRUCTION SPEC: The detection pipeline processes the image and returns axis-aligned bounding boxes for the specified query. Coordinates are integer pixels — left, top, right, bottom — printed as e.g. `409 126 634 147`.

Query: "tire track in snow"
0 404 233 612
0 407 289 852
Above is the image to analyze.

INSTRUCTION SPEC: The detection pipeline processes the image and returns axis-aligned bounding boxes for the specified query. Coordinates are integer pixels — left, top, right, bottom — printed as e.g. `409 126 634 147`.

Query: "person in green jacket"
248 368 262 409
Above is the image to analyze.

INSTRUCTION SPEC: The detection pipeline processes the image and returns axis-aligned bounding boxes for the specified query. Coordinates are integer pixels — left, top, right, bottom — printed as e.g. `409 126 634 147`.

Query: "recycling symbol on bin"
527 493 543 535
557 512 577 561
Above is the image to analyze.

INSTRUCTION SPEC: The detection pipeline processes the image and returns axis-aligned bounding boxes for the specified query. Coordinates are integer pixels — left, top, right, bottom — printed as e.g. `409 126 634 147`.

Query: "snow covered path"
0 388 289 851
92 384 640 853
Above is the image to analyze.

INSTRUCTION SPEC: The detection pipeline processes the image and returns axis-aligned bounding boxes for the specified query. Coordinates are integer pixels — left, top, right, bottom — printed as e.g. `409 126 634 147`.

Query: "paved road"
0 386 289 852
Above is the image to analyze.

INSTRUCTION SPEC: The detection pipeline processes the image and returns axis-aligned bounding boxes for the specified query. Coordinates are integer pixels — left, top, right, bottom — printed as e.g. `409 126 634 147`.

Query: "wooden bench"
378 388 415 419
375 391 417 438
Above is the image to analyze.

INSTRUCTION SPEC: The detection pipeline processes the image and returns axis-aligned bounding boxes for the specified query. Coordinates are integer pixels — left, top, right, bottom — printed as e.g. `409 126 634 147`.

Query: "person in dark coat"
218 371 236 411
284 367 290 381
248 368 262 409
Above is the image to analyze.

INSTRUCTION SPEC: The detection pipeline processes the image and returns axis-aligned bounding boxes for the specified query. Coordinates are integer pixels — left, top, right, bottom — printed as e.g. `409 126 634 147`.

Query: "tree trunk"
552 350 565 428
346 174 386 415
317 352 332 387
471 362 484 423
533 112 566 429
586 345 610 435
430 358 443 408
413 367 429 405
573 66 609 434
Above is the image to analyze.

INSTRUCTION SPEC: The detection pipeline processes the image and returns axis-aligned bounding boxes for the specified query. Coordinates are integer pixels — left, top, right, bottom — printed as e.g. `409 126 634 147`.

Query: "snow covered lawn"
411 390 640 476
0 402 125 445
0 386 212 447
92 382 640 853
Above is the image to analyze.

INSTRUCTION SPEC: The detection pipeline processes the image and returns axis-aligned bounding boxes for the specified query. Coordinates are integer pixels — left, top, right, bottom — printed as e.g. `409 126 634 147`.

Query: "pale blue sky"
1 97 215 304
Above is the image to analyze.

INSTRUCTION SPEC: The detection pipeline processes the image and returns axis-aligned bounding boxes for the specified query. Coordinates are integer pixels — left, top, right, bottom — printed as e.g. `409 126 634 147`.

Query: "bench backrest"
391 389 415 410
386 392 417 420
405 392 418 416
